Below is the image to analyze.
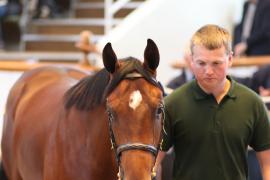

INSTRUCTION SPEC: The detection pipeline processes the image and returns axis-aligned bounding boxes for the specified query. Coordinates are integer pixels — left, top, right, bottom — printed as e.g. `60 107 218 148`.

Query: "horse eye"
156 106 163 120
157 107 162 115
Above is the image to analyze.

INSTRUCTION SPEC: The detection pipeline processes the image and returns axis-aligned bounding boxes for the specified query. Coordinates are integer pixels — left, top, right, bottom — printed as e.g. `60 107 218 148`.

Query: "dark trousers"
0 162 8 180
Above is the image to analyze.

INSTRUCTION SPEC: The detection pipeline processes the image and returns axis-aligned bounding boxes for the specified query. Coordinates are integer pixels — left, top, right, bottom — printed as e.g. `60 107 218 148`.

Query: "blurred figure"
250 65 270 94
233 0 270 56
167 47 194 89
232 0 270 94
32 0 58 19
233 1 270 179
75 30 101 66
0 0 21 49
260 87 270 96
0 0 8 49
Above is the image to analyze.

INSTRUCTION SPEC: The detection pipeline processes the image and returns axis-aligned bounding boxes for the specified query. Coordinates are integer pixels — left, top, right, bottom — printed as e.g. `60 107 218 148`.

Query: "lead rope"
117 167 123 180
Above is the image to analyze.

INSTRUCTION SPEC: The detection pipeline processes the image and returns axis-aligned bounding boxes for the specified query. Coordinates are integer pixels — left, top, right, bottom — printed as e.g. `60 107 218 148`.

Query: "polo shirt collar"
192 75 237 100
226 76 237 99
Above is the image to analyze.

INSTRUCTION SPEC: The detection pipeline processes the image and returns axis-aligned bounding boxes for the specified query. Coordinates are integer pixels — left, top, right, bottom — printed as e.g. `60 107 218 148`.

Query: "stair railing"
104 0 131 34
19 0 31 50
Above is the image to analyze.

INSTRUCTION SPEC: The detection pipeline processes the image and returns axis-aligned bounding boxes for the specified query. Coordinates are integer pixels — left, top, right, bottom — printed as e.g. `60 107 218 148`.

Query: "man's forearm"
256 149 270 180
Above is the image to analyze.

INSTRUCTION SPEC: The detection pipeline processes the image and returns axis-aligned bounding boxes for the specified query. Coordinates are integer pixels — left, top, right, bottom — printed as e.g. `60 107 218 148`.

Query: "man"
32 0 58 18
233 0 270 56
155 24 270 180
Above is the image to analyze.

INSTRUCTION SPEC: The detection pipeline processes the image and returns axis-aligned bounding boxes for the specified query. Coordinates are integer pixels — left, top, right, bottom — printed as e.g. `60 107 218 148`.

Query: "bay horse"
1 39 164 180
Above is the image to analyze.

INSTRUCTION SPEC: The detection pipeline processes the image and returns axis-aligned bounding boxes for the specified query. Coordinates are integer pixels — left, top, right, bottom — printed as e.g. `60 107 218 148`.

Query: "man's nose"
205 65 214 75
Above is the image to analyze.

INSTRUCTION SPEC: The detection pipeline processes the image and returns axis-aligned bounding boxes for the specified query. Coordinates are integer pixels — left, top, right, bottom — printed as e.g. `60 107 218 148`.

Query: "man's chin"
198 82 216 93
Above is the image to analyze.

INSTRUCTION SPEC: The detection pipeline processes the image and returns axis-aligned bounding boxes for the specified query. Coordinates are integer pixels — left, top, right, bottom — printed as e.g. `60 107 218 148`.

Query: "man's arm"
153 151 167 180
256 149 270 180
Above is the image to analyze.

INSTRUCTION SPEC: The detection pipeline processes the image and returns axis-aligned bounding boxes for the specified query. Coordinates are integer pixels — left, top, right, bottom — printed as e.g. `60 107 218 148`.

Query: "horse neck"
55 105 118 177
59 105 110 151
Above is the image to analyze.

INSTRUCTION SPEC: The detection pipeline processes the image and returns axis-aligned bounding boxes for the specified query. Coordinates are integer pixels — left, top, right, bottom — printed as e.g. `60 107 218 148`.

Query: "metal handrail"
104 0 131 34
19 0 31 50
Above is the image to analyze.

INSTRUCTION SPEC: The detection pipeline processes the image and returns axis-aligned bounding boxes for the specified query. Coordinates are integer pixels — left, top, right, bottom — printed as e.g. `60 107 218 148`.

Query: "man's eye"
198 62 205 66
213 62 222 66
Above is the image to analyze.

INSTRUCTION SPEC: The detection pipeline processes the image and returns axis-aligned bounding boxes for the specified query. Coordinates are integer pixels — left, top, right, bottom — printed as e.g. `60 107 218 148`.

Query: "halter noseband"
117 143 158 157
106 72 164 180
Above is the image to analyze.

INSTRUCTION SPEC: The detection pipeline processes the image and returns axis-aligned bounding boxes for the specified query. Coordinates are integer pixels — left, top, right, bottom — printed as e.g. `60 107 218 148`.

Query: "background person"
233 1 270 178
233 0 270 56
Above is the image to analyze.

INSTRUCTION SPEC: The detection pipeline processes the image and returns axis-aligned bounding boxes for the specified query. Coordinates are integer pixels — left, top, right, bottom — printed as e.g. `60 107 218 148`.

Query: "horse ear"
102 43 118 73
143 39 160 71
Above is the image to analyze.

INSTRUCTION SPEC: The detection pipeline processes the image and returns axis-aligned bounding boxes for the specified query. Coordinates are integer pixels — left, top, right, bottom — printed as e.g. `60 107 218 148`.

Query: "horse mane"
64 68 110 110
64 57 159 111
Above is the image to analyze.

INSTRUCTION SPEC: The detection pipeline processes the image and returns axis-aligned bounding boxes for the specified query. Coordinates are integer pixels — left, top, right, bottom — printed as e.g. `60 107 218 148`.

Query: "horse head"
102 39 164 180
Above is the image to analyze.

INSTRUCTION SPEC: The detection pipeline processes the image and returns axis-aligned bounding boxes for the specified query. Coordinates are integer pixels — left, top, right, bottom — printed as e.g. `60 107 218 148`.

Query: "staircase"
21 0 145 53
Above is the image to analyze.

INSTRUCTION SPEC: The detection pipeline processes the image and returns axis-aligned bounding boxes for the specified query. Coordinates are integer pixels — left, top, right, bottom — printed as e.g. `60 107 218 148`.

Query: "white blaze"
129 90 142 110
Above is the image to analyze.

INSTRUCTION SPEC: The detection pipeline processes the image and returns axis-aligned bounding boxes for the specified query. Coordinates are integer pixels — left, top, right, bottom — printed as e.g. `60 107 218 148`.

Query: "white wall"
98 0 245 84
0 71 22 152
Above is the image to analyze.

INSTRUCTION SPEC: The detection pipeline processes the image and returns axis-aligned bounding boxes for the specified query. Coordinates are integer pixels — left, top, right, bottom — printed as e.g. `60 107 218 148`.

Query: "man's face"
190 45 232 93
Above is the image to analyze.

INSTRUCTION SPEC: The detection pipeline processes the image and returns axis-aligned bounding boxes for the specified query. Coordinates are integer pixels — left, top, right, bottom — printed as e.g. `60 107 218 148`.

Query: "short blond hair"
190 24 232 55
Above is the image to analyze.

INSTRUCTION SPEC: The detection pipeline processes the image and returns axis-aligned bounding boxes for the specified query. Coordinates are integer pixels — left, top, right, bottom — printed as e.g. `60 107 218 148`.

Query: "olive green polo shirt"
162 77 270 180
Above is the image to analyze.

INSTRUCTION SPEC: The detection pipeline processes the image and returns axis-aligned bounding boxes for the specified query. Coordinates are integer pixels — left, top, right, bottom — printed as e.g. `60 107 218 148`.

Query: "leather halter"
106 72 164 180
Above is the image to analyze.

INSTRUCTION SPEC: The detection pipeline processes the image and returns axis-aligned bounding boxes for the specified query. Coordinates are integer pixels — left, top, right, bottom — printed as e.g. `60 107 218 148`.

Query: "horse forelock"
104 57 160 98
64 57 160 111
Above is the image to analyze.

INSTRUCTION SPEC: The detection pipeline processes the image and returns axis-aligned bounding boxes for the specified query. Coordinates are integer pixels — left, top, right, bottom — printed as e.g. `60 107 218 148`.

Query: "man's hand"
234 42 247 57
259 86 270 96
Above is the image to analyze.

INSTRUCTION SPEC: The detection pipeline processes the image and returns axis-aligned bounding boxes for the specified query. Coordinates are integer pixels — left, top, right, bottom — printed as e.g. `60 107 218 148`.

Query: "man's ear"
228 51 233 67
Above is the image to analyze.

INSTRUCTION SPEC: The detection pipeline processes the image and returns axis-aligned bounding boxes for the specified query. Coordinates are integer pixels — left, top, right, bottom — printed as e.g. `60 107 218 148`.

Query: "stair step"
75 2 143 9
79 0 104 2
22 34 101 52
0 52 82 62
22 34 101 42
24 41 79 52
23 34 79 42
30 18 120 26
20 0 146 52
79 0 144 2
29 18 121 35
75 8 133 18
74 2 142 18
